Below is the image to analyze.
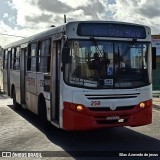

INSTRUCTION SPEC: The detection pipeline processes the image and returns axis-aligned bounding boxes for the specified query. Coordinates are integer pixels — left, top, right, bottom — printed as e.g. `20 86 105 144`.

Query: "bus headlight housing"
76 105 83 111
139 99 152 109
140 102 145 108
64 102 86 113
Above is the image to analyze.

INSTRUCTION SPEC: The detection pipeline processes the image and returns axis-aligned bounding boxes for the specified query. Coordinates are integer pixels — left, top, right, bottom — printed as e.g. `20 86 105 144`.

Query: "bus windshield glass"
64 40 151 89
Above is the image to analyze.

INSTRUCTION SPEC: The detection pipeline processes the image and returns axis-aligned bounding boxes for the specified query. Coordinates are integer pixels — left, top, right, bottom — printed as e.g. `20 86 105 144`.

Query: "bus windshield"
64 40 151 89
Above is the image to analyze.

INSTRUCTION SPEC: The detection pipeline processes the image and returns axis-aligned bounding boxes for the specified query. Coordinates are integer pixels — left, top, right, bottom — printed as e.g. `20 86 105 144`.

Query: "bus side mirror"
152 47 156 70
62 48 70 64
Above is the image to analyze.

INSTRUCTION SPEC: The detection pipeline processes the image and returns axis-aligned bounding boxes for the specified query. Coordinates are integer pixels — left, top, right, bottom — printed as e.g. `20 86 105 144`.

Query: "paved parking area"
153 98 160 110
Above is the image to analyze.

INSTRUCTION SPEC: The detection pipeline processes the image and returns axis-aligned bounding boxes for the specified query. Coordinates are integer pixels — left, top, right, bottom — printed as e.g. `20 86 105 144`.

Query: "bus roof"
4 20 150 49
4 24 65 49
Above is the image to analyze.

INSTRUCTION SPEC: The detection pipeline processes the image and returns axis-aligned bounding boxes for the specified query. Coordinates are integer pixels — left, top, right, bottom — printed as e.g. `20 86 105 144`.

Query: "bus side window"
31 43 37 72
3 50 7 69
37 39 51 73
11 47 20 70
15 47 20 70
27 43 37 72
27 44 31 71
11 48 16 70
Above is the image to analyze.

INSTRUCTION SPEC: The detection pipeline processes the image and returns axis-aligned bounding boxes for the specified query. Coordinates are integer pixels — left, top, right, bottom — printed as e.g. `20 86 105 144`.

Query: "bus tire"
38 95 51 130
12 87 19 110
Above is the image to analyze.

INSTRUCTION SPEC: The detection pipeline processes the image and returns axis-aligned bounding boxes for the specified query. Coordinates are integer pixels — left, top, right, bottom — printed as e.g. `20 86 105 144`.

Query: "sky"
0 0 160 47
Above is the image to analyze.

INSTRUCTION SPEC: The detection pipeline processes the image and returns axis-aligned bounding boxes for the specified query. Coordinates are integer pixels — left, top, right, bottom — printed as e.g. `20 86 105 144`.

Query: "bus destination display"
77 23 146 39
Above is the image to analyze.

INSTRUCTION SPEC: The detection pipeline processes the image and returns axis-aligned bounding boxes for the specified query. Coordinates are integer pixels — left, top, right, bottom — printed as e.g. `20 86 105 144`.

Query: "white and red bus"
3 21 155 130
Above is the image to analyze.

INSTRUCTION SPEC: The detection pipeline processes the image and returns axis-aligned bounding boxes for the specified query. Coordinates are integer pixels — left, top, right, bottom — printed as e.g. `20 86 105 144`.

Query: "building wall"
152 35 160 90
152 61 160 90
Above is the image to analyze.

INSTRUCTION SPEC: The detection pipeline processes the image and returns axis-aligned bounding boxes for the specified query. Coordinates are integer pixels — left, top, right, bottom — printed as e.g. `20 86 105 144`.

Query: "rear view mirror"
62 48 70 64
152 47 156 70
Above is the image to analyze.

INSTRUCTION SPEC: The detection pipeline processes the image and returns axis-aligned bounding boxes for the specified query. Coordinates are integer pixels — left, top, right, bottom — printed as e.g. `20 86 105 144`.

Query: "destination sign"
77 23 146 39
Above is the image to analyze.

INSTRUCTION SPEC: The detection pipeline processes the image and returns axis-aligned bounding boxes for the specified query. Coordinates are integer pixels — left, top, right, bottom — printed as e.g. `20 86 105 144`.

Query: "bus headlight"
76 105 83 111
138 100 152 109
64 102 86 113
140 102 145 108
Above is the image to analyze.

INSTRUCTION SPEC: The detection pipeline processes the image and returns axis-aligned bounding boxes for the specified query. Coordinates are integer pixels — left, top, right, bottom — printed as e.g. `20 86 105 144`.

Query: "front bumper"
63 104 152 131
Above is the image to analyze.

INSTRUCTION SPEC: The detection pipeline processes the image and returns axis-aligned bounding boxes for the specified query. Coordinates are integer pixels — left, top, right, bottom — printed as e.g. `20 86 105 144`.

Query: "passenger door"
51 40 61 124
20 45 27 105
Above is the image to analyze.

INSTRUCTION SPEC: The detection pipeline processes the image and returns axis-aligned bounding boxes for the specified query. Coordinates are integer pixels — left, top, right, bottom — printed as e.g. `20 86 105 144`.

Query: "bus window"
27 43 37 72
37 39 51 73
27 44 31 71
31 43 37 71
15 47 20 70
3 50 8 69
10 49 12 69
11 47 20 70
11 48 15 69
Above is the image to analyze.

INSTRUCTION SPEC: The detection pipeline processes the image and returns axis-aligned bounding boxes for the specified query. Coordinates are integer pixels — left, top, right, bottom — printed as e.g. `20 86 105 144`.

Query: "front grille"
85 93 140 100
88 105 135 111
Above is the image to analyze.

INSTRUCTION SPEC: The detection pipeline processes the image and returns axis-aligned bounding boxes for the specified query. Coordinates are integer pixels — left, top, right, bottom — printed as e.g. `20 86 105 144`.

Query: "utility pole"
64 15 66 23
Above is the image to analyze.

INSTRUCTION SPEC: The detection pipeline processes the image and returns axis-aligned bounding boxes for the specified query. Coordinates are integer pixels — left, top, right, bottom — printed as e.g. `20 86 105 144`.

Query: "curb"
153 98 160 110
153 104 160 110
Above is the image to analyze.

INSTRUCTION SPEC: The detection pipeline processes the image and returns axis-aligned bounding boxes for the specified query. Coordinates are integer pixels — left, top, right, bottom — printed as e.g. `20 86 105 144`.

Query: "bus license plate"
106 116 119 121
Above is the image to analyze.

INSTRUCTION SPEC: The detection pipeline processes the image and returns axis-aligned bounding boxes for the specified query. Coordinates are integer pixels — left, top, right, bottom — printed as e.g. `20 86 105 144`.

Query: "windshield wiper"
90 37 103 56
121 39 137 59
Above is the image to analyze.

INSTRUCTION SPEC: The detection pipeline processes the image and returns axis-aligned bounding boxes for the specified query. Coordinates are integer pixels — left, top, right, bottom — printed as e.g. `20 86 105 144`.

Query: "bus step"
51 121 60 128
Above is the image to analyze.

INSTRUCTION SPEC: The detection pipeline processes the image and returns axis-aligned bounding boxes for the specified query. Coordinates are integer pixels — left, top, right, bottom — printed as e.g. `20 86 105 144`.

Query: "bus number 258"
91 101 101 106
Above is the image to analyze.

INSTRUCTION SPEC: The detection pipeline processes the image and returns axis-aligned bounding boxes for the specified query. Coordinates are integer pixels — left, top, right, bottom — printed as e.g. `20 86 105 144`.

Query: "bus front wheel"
38 95 51 130
12 88 19 110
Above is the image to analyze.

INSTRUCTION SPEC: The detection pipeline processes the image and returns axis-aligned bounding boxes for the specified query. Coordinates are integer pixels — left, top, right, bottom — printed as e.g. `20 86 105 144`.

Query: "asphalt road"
0 94 160 160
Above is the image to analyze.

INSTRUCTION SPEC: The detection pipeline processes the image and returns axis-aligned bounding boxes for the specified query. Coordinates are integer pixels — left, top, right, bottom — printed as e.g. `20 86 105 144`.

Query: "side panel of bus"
25 39 52 117
25 42 38 114
3 70 7 94
10 47 21 104
25 72 38 113
3 50 8 94
10 70 20 103
3 49 12 96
